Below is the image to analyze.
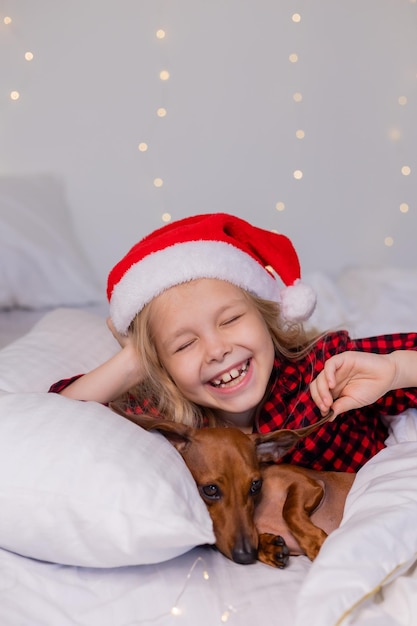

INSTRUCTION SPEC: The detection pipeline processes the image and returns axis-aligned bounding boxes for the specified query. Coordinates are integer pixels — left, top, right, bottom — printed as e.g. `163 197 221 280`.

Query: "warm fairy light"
156 29 166 39
388 127 401 141
384 236 394 247
153 178 163 187
400 203 409 213
293 170 303 180
159 70 170 81
157 107 167 117
292 13 301 22
275 201 285 211
162 212 172 222
401 166 411 176
4 16 12 25
170 606 182 617
398 96 408 106
138 142 148 152
221 606 238 622
293 92 303 102
10 91 20 100
295 129 305 139
24 52 34 61
289 53 298 63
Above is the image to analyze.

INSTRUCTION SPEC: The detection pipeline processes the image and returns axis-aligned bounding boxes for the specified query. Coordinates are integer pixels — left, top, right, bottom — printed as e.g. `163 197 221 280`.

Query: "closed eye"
222 314 242 326
174 339 196 353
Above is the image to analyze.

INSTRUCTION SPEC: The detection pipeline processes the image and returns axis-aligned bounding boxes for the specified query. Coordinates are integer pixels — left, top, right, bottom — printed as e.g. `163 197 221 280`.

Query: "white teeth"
210 361 249 388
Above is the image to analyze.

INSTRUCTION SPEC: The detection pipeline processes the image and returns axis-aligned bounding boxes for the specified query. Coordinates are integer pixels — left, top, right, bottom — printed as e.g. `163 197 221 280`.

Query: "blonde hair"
113 289 321 427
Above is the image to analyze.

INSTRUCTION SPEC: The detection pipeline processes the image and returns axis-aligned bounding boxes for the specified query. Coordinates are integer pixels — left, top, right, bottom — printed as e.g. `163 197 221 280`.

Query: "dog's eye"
201 484 221 500
250 479 262 496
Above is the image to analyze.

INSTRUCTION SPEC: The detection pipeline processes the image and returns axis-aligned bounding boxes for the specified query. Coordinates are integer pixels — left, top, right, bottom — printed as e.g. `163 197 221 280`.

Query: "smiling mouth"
210 359 250 388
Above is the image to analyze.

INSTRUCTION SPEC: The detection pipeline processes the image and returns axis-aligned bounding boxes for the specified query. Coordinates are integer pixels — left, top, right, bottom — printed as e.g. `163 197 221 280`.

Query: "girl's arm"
310 350 417 419
59 342 143 403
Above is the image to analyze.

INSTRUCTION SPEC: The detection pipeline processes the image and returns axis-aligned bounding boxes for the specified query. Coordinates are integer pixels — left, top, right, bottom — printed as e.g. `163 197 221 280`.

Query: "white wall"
1 0 416 289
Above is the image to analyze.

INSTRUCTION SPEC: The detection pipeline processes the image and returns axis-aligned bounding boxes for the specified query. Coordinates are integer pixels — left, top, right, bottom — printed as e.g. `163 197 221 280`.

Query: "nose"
205 331 231 362
231 540 258 565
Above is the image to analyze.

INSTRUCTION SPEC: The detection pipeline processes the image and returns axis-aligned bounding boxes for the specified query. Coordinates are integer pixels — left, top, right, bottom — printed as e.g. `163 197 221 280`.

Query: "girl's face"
150 279 275 430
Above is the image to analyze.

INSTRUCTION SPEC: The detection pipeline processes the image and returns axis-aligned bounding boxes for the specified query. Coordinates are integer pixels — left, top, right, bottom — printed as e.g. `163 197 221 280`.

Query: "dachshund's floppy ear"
110 403 194 453
250 411 333 463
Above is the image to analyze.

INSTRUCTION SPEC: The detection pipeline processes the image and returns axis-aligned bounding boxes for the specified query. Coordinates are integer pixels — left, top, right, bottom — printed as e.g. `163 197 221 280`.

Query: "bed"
1 176 417 626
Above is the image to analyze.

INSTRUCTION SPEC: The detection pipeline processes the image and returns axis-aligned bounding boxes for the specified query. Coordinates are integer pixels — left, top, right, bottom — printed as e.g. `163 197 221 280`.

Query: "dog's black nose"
231 546 257 564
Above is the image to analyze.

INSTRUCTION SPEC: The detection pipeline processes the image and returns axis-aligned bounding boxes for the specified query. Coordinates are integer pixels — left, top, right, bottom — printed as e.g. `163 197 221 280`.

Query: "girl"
50 212 417 472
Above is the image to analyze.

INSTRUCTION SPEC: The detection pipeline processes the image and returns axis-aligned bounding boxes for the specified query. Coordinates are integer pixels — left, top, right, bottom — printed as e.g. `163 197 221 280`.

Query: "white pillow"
0 174 102 308
0 308 214 567
0 391 214 567
0 307 118 392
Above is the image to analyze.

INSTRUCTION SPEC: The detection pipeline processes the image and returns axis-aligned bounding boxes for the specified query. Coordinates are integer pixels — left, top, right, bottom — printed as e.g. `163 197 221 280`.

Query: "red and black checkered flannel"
49 330 417 473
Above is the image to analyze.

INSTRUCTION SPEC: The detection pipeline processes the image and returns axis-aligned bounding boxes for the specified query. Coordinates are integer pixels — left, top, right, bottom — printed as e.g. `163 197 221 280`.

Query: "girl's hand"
310 351 396 419
107 317 132 348
59 318 144 403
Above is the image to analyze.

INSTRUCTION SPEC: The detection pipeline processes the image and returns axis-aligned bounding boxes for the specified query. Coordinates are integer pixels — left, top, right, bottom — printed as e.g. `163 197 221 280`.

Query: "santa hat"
107 212 316 334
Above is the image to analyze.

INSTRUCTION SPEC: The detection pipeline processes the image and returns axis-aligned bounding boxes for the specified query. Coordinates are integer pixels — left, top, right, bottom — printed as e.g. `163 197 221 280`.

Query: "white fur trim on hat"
110 240 282 334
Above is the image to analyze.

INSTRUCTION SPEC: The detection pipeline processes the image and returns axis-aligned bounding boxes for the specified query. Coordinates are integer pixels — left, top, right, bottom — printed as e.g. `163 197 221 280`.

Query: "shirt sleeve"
48 375 84 393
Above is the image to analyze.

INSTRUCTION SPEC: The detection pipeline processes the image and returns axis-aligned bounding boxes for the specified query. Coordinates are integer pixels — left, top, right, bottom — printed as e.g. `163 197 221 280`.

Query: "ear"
250 411 333 463
110 403 195 453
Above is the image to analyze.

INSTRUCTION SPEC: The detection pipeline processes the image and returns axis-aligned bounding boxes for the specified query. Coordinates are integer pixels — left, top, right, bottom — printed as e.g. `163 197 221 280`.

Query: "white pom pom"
280 280 316 321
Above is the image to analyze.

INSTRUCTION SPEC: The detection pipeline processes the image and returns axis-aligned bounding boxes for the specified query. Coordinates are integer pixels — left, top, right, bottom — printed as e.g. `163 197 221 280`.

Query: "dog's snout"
231 535 258 565
231 546 257 564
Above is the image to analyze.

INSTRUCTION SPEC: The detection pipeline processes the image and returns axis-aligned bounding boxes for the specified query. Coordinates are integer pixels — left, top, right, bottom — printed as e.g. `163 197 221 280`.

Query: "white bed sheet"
1 267 417 626
0 544 311 626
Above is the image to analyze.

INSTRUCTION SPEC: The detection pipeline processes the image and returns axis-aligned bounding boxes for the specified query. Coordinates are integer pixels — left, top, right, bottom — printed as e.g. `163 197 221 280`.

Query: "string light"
153 177 163 187
162 212 172 222
401 165 411 176
289 53 298 63
293 92 303 102
400 203 409 213
384 236 394 247
293 169 303 180
275 201 285 211
156 107 167 117
221 605 239 623
388 127 401 141
170 606 182 617
292 13 301 23
295 129 305 139
159 70 170 81
10 91 20 101
3 16 12 25
24 52 34 61
138 142 148 152
156 29 166 39
398 95 408 106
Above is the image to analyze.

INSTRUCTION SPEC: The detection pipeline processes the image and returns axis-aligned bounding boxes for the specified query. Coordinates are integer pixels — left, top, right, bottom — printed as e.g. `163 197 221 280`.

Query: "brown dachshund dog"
113 408 355 568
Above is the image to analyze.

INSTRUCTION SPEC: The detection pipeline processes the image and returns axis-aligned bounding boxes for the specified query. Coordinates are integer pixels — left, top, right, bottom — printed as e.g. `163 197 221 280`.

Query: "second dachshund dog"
113 407 355 568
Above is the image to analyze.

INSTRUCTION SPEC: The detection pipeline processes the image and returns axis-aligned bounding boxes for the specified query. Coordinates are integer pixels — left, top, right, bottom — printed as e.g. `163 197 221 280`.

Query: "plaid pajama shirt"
50 330 417 472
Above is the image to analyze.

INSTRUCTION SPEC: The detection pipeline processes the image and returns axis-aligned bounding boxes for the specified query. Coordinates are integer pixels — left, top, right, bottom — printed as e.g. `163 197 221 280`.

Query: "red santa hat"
107 213 316 334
